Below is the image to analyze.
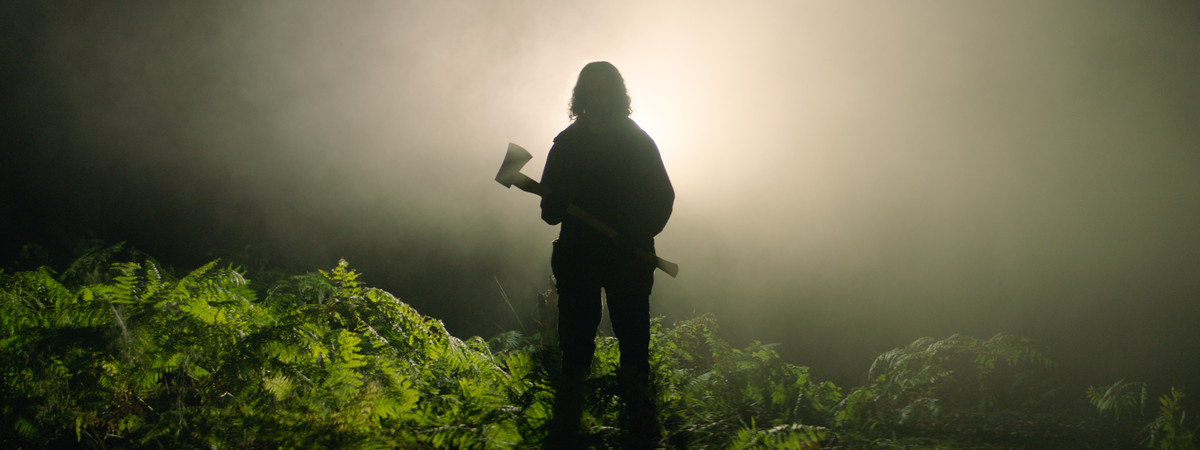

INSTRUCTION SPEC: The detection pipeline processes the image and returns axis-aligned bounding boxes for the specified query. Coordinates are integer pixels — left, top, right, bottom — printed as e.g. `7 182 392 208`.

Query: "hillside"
1 243 1192 448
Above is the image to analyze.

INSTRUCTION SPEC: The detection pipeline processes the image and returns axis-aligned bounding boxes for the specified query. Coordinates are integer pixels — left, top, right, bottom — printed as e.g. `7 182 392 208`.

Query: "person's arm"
640 139 674 238
540 139 570 226
621 132 674 240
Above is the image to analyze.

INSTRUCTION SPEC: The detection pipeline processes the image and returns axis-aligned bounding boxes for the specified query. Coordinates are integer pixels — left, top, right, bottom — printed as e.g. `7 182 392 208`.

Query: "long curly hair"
568 61 632 120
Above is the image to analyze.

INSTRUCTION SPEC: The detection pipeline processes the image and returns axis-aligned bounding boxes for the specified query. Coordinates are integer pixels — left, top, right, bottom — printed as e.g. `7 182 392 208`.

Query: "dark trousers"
550 238 657 433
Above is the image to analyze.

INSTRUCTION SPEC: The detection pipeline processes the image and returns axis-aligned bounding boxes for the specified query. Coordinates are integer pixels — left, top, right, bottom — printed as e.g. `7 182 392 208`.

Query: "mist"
3 0 1198 393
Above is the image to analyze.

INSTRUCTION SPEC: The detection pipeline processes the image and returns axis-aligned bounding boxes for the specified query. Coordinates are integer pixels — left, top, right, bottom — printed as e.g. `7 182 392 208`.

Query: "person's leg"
607 287 651 397
557 284 602 379
548 241 602 440
606 256 659 444
554 247 603 381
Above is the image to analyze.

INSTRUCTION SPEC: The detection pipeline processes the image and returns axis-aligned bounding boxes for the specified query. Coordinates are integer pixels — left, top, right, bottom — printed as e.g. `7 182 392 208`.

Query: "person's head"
569 61 631 120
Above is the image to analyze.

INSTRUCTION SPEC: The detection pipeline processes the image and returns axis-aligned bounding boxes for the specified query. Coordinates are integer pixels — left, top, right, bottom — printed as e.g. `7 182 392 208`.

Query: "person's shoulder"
552 121 584 143
622 118 655 145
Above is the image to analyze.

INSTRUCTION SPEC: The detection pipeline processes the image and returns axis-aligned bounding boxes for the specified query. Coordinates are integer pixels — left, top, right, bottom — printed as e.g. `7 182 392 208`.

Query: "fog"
3 1 1198 392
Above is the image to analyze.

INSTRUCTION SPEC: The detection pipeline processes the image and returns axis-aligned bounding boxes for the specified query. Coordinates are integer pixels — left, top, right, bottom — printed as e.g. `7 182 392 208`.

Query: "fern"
1087 378 1148 424
731 422 829 449
845 332 1059 434
1146 387 1197 449
1 246 1170 448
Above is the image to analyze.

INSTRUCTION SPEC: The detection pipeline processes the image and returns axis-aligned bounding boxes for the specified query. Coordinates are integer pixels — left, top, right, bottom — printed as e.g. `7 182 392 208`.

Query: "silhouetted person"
541 61 674 447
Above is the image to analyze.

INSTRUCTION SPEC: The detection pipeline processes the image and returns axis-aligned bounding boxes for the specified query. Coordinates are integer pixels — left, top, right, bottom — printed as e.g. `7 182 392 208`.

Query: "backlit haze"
3 1 1198 393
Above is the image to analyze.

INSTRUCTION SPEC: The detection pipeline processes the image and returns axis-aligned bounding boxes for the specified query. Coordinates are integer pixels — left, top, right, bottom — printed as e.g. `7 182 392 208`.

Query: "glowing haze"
2 1 1197 391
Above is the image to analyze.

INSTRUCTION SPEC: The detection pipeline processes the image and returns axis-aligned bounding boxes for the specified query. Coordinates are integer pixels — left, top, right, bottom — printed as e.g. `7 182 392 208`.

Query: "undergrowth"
1 243 1194 448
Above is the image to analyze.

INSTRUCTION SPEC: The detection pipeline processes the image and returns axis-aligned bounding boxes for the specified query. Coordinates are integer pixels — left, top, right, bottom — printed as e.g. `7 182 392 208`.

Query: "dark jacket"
540 115 674 248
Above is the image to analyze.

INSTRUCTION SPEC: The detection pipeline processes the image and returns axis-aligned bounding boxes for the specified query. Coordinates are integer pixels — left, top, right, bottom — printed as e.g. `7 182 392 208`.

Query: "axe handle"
508 173 679 278
508 173 549 197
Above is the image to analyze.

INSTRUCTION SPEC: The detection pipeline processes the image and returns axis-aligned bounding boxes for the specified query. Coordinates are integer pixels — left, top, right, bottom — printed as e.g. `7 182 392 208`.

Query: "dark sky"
3 0 1199 393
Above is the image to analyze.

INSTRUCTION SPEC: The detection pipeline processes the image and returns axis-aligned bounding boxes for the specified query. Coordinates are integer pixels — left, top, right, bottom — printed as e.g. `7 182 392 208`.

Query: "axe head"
495 142 533 188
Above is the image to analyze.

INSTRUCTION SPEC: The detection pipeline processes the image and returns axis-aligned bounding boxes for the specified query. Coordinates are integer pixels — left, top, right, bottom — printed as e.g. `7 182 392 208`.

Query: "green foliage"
1087 379 1148 423
1146 387 1197 449
1087 382 1198 449
1 246 1185 448
652 315 841 448
0 254 543 448
838 333 1059 432
729 421 829 449
1 248 851 448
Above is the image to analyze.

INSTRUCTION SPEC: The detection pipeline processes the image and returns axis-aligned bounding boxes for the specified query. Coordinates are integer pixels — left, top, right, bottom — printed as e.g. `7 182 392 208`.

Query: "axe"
495 143 679 278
